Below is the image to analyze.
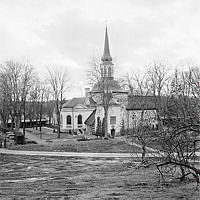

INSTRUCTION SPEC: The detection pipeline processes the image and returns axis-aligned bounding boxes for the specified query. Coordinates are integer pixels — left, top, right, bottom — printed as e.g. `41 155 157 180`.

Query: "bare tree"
0 69 12 129
145 61 171 129
147 61 170 97
38 82 46 133
26 80 41 129
154 95 200 185
87 56 102 86
0 60 34 133
43 86 54 127
126 72 156 162
126 72 152 95
128 65 200 185
46 67 69 138
87 56 125 138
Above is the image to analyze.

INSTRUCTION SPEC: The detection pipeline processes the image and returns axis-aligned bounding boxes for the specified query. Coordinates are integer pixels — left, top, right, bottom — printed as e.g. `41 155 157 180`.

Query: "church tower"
100 26 114 79
92 26 122 93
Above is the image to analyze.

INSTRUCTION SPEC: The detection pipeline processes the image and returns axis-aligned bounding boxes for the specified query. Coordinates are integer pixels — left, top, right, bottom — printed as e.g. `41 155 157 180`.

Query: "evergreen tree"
95 117 101 138
120 119 125 136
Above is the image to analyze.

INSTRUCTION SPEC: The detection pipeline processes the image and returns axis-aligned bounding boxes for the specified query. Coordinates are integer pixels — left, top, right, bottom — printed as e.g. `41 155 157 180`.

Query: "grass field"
0 154 199 200
9 127 143 153
9 137 142 153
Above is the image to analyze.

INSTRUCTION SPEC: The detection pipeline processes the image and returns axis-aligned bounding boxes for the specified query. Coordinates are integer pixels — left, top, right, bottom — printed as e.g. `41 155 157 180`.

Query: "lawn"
0 154 199 199
9 137 142 153
26 127 85 140
9 127 143 153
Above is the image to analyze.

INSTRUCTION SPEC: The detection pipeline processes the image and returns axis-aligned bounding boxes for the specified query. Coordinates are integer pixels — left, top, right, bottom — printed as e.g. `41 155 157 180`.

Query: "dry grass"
9 127 143 153
0 154 199 199
9 138 142 153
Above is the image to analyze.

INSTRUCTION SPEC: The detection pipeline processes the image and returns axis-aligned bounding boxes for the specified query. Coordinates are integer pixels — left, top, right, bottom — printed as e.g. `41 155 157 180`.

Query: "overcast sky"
0 0 200 98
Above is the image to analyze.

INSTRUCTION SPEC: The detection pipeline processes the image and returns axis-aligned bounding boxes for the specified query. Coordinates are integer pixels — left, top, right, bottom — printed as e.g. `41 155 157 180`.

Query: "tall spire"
101 26 112 62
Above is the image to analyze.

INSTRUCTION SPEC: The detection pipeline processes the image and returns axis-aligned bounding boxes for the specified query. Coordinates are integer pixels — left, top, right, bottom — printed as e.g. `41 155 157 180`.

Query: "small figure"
111 128 115 139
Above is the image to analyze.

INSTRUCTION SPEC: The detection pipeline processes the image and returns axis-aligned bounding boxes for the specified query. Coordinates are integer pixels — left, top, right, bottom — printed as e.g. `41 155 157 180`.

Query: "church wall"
127 109 158 129
95 105 125 136
60 107 94 133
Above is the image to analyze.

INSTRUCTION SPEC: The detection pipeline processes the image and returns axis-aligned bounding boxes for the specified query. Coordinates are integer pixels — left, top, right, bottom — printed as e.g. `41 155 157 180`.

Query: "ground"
1 128 199 199
0 154 199 200
8 127 143 153
9 139 142 153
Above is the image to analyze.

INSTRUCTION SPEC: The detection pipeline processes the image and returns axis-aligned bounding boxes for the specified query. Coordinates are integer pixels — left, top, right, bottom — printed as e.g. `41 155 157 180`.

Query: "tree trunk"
179 166 186 182
104 108 108 139
11 116 15 130
56 100 61 138
15 113 21 131
23 100 26 136
142 145 146 163
4 138 7 148
30 119 33 128
39 102 43 132
48 116 51 127
57 124 60 138
35 117 38 130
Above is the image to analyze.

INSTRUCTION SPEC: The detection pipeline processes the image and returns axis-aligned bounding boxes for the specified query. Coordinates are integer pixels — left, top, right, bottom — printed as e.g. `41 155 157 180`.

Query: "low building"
126 95 158 129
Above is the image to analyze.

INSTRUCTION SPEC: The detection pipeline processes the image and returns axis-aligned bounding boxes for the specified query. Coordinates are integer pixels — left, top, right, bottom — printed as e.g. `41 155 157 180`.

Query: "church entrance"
111 128 115 138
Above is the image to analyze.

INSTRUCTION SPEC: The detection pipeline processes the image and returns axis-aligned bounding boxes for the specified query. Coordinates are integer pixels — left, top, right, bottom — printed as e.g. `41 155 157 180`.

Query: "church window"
78 114 82 124
110 116 116 125
104 67 107 77
66 115 71 125
108 66 111 77
101 67 104 77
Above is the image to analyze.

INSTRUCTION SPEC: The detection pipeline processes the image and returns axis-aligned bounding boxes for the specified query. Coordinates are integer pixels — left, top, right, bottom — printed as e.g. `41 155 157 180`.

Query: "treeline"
0 60 69 138
126 61 200 185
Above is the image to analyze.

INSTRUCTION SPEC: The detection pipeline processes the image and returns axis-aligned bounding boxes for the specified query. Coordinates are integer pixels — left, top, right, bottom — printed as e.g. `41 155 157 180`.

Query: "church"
60 27 128 136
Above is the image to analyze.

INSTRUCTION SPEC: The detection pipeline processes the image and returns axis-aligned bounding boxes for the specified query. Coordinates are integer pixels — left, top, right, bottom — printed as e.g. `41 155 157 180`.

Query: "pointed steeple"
101 26 112 62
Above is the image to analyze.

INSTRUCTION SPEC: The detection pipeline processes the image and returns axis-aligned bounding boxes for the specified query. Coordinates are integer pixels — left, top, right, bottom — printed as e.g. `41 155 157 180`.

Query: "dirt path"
0 148 131 158
1 148 200 158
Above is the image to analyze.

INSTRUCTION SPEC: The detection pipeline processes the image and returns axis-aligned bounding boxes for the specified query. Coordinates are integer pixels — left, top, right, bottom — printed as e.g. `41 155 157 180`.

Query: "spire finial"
101 26 112 62
105 20 108 27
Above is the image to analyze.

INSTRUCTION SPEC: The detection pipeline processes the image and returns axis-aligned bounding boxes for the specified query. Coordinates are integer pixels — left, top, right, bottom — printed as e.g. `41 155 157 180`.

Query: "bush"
120 119 125 136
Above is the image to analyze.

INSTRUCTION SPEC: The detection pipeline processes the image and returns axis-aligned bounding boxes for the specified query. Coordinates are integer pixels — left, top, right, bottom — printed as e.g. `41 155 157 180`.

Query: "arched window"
108 66 111 77
101 66 104 77
77 114 82 124
104 67 107 77
66 115 71 125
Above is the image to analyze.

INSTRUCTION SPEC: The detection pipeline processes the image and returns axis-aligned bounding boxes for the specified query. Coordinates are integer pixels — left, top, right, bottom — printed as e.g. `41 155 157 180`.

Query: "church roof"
126 95 159 110
91 78 122 92
84 109 96 126
89 96 97 106
62 97 96 108
62 97 85 108
101 26 112 62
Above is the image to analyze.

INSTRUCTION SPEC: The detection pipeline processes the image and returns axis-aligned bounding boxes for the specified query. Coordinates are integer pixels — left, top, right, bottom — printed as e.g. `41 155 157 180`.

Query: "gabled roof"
62 97 85 108
62 97 96 108
126 95 159 110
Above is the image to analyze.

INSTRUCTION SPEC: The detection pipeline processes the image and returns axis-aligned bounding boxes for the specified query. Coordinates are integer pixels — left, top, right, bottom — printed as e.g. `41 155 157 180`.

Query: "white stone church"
59 27 158 136
60 27 128 136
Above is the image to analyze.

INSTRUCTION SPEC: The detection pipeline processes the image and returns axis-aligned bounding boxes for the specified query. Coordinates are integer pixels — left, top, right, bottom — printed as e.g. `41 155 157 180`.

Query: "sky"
0 0 200 98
